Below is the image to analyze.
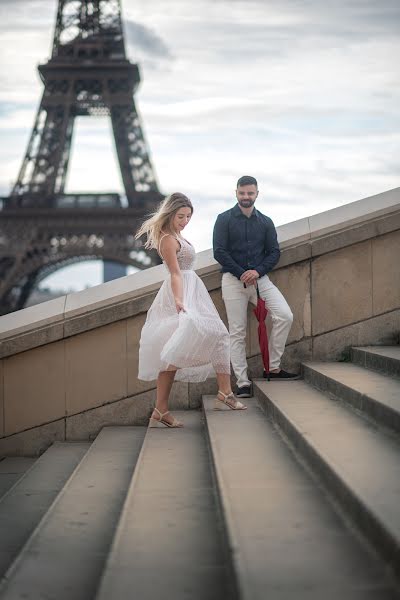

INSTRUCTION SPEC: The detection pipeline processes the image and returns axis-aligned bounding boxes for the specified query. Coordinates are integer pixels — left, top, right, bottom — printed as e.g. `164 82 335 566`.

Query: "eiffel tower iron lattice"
0 0 164 315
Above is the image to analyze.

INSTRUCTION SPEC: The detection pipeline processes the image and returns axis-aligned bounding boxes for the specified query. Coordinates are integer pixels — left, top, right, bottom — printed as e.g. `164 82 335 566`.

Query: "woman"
136 192 247 428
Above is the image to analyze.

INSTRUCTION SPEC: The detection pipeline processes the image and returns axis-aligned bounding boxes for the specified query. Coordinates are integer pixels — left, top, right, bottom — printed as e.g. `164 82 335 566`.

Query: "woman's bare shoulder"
159 233 180 259
160 233 179 248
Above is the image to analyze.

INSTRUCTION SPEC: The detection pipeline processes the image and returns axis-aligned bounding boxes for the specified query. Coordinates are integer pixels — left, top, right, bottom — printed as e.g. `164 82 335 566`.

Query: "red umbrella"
253 285 270 381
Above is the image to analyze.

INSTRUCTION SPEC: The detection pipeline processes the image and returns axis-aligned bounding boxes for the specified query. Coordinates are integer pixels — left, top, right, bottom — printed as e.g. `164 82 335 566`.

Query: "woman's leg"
212 319 246 409
151 369 183 426
156 370 176 413
215 372 247 410
216 372 232 395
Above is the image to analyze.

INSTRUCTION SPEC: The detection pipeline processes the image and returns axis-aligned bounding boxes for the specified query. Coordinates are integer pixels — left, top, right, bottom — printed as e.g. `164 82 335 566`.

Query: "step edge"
0 427 143 595
94 426 152 599
351 348 400 378
254 382 400 579
201 396 260 600
0 442 90 590
302 360 400 383
0 441 91 506
352 347 400 357
302 363 400 434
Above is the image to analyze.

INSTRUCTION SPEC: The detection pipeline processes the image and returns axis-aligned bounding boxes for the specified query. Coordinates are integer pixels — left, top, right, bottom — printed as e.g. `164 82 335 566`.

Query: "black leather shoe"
235 384 252 398
265 369 300 381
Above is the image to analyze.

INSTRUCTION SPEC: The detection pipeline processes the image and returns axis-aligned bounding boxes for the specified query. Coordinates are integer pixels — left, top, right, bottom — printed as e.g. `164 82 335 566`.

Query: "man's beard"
238 199 255 208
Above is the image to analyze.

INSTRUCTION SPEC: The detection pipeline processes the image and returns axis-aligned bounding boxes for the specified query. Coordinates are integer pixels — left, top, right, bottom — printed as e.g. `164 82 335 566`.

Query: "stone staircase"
0 346 399 599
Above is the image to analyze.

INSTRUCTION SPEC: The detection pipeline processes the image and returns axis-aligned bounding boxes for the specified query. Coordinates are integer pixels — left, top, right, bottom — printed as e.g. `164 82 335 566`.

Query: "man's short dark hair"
237 175 258 188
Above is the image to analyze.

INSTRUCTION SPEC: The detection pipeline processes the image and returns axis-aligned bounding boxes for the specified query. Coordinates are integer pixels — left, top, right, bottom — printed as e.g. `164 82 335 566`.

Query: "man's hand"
240 270 260 286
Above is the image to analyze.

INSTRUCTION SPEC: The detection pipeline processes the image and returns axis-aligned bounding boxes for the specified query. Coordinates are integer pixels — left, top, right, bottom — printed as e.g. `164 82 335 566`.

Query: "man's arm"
254 219 281 277
213 213 245 279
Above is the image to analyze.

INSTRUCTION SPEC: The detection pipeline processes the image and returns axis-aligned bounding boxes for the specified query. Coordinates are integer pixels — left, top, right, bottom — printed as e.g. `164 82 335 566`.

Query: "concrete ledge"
0 296 66 341
0 322 65 360
63 263 167 319
310 209 400 258
308 187 400 239
64 293 155 339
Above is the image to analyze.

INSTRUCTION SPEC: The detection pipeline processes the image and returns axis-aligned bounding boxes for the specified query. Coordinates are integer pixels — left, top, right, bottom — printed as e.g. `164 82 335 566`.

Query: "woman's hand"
175 299 185 313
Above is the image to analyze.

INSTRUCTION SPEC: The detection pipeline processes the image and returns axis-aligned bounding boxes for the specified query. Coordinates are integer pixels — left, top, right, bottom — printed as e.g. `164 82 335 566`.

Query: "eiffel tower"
0 0 164 315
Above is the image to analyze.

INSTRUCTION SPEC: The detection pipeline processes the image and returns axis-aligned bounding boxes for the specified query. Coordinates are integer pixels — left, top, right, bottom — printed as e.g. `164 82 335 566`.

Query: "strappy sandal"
149 407 184 428
215 390 247 411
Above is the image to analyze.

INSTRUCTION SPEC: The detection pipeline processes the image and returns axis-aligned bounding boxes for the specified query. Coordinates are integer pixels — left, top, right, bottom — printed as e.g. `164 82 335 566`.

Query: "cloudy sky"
0 0 399 291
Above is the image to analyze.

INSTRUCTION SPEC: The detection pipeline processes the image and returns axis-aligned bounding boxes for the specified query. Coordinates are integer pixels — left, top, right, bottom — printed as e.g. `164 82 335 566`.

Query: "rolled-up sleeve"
213 214 245 279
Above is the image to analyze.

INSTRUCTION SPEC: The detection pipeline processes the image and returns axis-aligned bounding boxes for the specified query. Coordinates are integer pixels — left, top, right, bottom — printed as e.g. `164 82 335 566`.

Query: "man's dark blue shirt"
213 204 280 279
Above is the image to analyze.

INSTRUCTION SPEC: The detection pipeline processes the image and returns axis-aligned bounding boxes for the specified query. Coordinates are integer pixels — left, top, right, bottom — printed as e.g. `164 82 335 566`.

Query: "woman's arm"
160 236 185 312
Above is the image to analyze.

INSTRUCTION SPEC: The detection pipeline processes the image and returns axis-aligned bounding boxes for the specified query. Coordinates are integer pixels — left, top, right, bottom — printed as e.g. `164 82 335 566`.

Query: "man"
213 175 299 398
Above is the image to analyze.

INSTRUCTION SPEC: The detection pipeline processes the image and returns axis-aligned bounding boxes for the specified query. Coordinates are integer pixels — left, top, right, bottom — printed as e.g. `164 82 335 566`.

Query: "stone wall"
1 188 399 455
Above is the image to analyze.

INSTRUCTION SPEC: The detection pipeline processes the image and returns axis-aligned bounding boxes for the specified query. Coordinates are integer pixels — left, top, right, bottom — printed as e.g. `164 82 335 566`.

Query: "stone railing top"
0 186 399 346
277 186 400 245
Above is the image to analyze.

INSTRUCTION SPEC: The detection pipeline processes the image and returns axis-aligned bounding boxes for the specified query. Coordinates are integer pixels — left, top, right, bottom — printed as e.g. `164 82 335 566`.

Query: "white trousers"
221 272 293 387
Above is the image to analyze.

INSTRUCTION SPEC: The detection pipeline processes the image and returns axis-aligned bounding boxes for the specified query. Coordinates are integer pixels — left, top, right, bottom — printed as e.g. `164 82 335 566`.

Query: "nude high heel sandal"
149 407 184 428
215 390 247 411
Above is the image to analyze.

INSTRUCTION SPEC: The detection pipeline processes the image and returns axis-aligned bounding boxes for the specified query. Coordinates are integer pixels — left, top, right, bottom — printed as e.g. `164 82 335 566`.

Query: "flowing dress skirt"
138 270 230 382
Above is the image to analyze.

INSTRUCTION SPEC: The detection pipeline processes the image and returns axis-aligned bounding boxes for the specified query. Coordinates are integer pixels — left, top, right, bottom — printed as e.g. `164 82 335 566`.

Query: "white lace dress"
138 236 230 382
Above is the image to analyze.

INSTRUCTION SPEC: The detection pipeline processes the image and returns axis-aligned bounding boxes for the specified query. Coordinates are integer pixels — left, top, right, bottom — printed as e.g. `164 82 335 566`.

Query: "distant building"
103 262 127 282
25 288 67 307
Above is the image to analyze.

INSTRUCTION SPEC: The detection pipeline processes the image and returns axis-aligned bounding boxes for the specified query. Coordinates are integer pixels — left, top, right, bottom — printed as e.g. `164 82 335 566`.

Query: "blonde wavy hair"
135 192 193 251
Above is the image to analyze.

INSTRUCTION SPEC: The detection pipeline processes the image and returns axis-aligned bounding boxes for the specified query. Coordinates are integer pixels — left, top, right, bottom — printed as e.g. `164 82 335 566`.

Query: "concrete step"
351 346 400 379
254 380 400 582
96 412 231 600
204 397 399 600
0 427 145 600
302 361 400 434
0 442 89 579
0 457 36 500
